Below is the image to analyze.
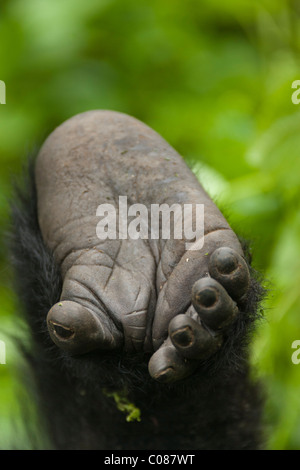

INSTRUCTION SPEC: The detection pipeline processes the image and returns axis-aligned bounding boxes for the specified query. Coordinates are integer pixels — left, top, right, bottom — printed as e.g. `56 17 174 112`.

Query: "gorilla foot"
32 110 262 388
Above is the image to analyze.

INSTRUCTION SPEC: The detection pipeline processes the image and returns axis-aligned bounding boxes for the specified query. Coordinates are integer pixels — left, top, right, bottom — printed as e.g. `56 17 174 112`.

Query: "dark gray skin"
35 110 250 383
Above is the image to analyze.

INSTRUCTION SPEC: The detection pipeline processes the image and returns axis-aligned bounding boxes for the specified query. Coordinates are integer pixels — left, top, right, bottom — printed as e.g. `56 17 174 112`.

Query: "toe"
47 300 122 354
191 278 238 330
208 247 250 301
148 338 197 383
169 314 222 360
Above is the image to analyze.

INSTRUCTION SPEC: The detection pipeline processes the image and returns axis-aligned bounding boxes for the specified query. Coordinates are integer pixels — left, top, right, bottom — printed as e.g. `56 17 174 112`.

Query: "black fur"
9 157 266 450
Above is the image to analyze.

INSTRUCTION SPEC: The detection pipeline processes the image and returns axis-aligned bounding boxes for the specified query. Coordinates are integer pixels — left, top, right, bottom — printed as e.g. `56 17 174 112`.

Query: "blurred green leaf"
1 0 300 450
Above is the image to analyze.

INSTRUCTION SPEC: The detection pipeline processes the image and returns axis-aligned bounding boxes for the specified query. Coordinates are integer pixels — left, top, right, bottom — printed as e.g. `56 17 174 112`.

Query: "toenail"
155 367 174 383
215 252 238 274
49 321 75 340
171 326 194 347
195 287 218 308
208 248 250 300
219 259 237 274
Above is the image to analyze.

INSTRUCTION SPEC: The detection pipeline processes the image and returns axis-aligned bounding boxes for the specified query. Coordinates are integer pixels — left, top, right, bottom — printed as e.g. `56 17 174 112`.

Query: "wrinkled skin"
35 110 252 384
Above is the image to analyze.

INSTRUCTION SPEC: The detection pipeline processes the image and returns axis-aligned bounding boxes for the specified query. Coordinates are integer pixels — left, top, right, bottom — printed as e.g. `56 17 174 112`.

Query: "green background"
0 0 300 449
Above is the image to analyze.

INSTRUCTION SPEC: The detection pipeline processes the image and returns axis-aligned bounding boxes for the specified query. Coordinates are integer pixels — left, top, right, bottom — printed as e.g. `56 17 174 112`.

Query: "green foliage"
0 0 300 449
103 389 141 423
